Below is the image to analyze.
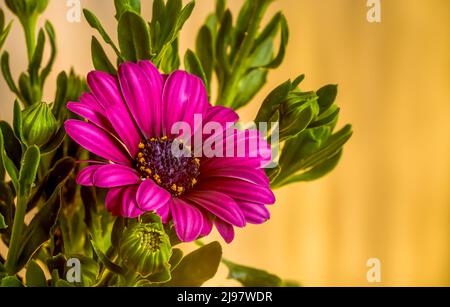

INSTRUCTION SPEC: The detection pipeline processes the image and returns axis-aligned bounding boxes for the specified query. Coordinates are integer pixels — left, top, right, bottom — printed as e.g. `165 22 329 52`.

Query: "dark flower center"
136 137 200 197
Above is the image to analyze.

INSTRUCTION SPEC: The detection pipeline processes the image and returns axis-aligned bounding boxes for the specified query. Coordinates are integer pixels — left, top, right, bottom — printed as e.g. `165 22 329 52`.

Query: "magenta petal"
186 191 246 227
156 202 170 224
118 62 163 138
200 211 213 237
105 187 123 216
214 219 235 244
136 179 171 212
170 198 204 242
198 178 276 205
92 164 140 188
87 71 142 156
76 165 104 186
138 61 164 137
162 71 210 136
238 202 270 224
204 106 239 126
202 168 269 186
120 185 144 218
65 120 131 165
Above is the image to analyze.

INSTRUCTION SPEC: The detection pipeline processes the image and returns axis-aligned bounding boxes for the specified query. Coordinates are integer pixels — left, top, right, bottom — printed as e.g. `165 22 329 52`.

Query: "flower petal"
87 71 142 156
214 219 235 244
197 178 276 205
201 168 269 186
118 185 144 218
118 62 164 138
186 191 246 227
162 71 210 136
65 120 131 165
170 198 204 242
200 210 213 237
105 187 123 216
136 179 171 212
76 164 105 186
92 164 140 188
237 202 271 224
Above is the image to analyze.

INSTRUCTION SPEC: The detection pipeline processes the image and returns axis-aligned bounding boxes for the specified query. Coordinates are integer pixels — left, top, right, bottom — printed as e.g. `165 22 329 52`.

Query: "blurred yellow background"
1 0 449 286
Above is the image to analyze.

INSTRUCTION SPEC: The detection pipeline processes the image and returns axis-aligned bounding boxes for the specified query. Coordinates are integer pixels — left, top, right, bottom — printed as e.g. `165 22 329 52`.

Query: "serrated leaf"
118 11 151 62
29 29 46 84
255 80 291 124
164 241 222 287
1 52 22 101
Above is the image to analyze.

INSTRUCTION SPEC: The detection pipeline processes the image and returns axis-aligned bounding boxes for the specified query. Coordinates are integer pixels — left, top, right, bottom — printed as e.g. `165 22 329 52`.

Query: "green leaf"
0 128 19 187
265 14 289 69
216 10 232 74
169 248 183 271
164 241 222 287
40 21 57 85
18 146 40 196
282 150 343 185
114 0 141 20
1 52 22 101
0 20 12 51
15 190 62 272
91 36 116 74
184 49 209 94
40 126 66 155
26 260 47 287
52 71 67 119
0 213 6 230
195 26 214 82
118 11 151 62
29 29 46 83
27 157 75 212
317 84 338 114
255 80 291 124
13 100 24 143
0 276 23 287
0 121 22 169
233 69 268 109
223 259 282 287
83 9 122 58
90 239 127 276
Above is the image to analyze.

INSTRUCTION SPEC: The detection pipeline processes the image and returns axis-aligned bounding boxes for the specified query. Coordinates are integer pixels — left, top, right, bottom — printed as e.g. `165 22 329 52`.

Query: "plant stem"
22 16 37 62
5 194 27 275
219 0 271 107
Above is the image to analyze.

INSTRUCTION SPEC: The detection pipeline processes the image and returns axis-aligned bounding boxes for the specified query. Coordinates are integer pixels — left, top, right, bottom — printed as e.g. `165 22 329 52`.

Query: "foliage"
0 0 351 287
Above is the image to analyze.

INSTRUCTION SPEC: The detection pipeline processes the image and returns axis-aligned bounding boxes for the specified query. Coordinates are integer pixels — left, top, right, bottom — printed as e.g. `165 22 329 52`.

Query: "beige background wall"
1 0 449 286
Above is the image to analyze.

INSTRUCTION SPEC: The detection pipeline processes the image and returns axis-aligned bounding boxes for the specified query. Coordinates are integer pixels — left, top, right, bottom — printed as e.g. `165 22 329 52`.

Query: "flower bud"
120 214 172 277
5 0 48 19
279 91 320 140
22 101 58 146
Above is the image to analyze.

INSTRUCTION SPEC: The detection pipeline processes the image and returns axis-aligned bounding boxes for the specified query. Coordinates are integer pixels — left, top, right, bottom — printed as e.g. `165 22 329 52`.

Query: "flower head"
65 61 275 243
22 101 58 146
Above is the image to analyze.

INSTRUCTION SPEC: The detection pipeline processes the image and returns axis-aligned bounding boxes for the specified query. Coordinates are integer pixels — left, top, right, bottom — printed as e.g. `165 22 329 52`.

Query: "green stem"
219 0 271 107
5 194 27 275
22 16 37 62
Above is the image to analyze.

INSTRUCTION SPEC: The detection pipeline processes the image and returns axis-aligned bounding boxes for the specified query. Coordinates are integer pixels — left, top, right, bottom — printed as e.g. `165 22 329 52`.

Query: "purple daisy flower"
65 61 275 243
